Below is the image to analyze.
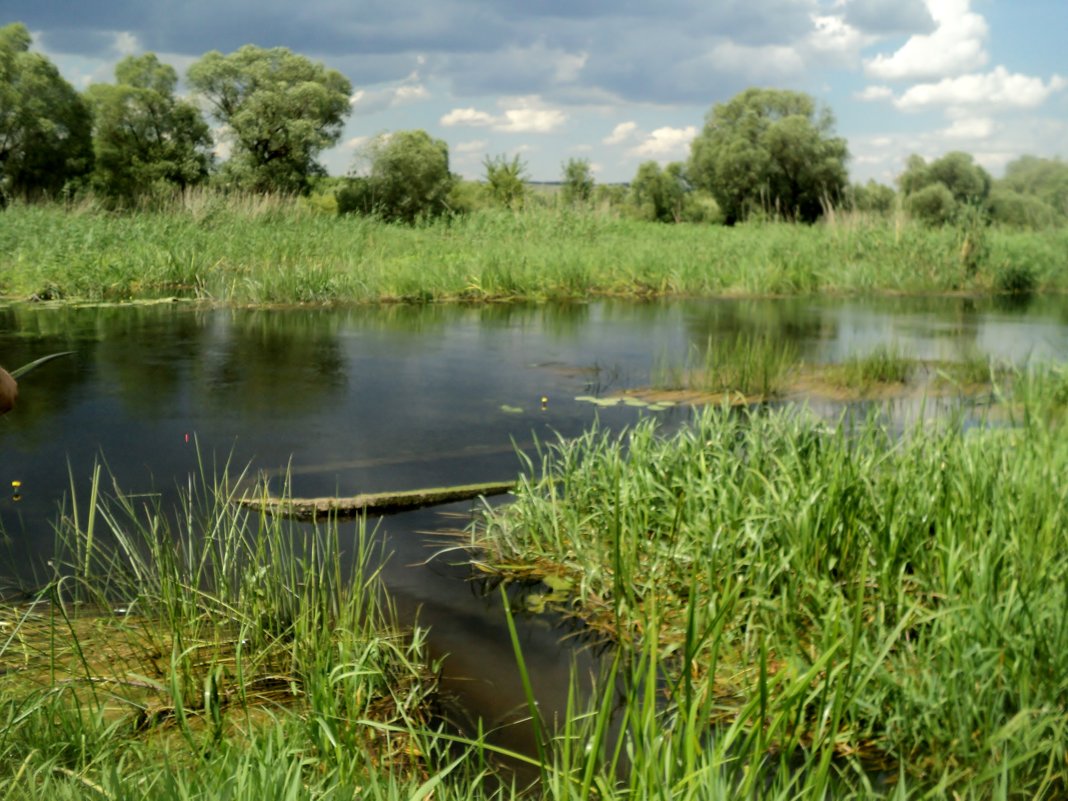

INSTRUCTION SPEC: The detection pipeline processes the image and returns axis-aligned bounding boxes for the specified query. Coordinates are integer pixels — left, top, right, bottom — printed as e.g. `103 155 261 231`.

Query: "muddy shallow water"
3 294 1068 756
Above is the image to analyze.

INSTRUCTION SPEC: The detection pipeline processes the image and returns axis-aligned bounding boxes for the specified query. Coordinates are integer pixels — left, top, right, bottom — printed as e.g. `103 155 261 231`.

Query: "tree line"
2 21 1066 229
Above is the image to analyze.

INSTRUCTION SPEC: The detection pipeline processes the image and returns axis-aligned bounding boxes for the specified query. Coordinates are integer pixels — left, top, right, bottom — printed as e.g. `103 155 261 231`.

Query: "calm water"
3 294 1068 753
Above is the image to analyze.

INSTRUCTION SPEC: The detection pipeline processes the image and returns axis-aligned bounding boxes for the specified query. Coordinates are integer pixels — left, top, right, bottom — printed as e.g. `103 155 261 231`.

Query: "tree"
898 152 992 226
630 161 687 222
483 154 527 209
688 88 848 224
999 155 1068 220
847 180 896 214
187 45 351 194
0 22 93 202
336 130 454 223
561 157 594 205
86 54 212 203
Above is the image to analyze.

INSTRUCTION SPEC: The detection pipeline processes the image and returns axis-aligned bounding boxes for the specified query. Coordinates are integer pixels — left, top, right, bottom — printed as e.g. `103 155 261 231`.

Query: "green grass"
0 458 444 799
467 368 1068 797
830 342 913 389
1 197 1066 304
653 333 799 399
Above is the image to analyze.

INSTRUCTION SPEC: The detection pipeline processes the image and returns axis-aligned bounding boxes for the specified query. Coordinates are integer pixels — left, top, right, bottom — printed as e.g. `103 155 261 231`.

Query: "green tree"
560 157 594 205
689 88 848 224
905 182 956 226
630 160 687 222
0 22 93 202
187 45 351 194
898 151 991 207
483 154 528 209
999 155 1068 220
86 54 212 204
847 179 896 214
336 130 454 223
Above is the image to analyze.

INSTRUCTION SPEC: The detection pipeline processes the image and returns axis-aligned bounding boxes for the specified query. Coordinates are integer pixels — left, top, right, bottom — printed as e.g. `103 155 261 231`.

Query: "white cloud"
343 135 370 151
628 126 698 159
454 139 488 154
941 116 994 139
440 107 497 127
864 0 988 81
496 106 566 133
350 83 429 114
856 85 893 101
440 97 566 133
807 14 873 58
603 121 638 146
895 67 1067 111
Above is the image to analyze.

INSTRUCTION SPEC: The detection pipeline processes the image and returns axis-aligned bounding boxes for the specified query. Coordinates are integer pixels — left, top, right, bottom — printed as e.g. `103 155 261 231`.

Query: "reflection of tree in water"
90 306 209 418
204 309 345 415
0 306 95 441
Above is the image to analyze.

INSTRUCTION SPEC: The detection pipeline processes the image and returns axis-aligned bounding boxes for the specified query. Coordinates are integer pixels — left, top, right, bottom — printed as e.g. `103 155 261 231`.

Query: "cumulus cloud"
864 0 988 81
440 97 567 133
627 126 698 159
350 83 429 114
603 121 638 146
856 85 893 101
940 116 994 139
894 67 1067 111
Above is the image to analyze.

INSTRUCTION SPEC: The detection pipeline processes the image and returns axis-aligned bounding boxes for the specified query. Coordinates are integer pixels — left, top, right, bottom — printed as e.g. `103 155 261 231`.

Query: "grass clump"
653 334 799 400
467 372 1068 796
0 461 442 799
828 342 913 390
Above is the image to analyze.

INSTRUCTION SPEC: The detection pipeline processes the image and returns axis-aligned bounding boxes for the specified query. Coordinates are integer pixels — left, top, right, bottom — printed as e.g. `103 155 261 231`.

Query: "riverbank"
467 367 1068 797
1 200 1066 305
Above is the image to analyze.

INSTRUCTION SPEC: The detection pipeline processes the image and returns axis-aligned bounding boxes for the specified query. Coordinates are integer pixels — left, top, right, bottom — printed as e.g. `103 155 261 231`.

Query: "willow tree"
688 88 848 224
87 53 212 203
0 22 93 202
187 45 351 194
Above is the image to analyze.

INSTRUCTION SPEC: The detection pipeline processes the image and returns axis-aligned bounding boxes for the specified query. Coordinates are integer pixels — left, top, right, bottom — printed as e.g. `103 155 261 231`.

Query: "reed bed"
467 368 1068 797
1 200 1066 304
0 460 445 799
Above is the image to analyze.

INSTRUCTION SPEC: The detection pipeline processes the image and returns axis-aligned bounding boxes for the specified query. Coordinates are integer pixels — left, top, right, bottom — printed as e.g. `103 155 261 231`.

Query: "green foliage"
846 179 896 214
560 157 594 205
336 130 454 223
904 182 956 226
629 161 686 223
988 188 1059 228
86 54 212 205
0 22 93 202
482 154 528 209
899 151 994 232
689 87 848 224
187 45 351 194
996 155 1068 223
472 391 1068 795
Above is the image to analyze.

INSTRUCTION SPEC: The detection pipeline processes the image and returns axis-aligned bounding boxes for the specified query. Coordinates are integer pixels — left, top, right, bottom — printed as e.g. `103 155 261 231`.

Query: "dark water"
3 294 1068 757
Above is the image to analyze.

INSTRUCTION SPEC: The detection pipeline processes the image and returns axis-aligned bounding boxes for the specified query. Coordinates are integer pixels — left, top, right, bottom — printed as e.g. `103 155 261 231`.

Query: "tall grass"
653 334 799 399
467 369 1068 797
1 198 1065 304
0 459 443 799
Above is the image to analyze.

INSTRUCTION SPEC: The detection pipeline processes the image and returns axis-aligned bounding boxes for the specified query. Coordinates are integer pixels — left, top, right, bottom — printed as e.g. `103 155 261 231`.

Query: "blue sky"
6 0 1066 184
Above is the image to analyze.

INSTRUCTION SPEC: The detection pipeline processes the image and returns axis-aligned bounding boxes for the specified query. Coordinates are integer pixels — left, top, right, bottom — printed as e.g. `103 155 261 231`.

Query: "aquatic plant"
468 376 1068 796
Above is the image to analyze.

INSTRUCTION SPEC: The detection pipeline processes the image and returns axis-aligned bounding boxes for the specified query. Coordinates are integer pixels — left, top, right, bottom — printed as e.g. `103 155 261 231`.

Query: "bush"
988 188 1059 229
906 183 956 226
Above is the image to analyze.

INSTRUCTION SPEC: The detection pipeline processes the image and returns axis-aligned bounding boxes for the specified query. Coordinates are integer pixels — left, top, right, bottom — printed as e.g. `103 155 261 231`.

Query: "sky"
5 0 1067 185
